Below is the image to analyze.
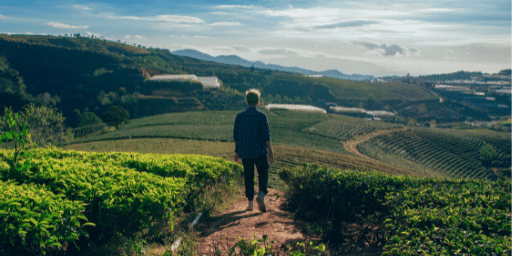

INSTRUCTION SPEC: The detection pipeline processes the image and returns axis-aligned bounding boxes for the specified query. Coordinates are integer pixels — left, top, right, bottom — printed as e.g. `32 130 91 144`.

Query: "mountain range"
171 49 377 81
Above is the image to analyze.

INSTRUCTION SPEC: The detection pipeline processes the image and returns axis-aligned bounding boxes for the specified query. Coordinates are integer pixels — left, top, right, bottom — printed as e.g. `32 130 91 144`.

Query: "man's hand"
268 152 274 164
234 152 240 163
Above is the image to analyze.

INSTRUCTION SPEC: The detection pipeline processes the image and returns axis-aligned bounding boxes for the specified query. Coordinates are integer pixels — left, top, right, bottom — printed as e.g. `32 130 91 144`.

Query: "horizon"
1 0 510 77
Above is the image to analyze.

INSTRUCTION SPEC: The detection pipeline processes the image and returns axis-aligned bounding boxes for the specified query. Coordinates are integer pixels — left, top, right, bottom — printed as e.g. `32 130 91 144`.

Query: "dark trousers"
242 153 269 201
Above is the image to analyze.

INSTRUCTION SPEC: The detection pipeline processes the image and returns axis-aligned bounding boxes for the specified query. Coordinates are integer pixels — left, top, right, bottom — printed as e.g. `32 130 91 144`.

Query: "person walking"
233 89 274 212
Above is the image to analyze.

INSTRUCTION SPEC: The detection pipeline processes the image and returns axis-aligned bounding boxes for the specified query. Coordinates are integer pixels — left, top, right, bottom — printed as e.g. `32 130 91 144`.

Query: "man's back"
233 107 271 160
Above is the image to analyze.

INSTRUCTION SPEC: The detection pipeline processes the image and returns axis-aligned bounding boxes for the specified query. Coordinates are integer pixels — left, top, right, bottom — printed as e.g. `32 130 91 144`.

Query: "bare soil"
343 128 407 159
194 188 310 255
193 188 384 255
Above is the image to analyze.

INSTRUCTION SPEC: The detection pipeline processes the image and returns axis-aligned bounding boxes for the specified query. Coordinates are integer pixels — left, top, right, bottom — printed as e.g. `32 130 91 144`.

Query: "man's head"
245 89 260 107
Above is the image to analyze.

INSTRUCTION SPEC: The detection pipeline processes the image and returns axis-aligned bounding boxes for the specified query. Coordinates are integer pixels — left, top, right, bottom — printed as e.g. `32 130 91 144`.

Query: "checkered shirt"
233 107 271 159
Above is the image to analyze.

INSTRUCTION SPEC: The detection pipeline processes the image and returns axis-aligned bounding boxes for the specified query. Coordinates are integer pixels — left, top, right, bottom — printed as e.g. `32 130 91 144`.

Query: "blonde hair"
245 89 260 106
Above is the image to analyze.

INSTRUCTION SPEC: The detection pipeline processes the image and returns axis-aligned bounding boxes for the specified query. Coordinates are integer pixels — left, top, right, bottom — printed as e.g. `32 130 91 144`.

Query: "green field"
357 127 511 179
72 109 407 155
68 109 512 180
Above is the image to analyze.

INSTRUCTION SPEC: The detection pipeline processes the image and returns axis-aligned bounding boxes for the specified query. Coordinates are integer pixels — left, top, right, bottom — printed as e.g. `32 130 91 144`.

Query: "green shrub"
280 165 511 255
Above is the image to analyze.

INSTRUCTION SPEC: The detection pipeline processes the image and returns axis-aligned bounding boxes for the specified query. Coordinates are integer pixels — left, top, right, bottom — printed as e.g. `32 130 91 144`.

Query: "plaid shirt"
233 107 271 159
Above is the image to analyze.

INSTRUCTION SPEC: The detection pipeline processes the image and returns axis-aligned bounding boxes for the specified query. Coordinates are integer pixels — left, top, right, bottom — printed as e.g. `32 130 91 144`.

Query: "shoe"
247 201 254 211
256 194 266 212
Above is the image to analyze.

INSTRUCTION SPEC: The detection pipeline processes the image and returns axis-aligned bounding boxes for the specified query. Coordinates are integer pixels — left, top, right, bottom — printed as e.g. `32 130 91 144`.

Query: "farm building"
365 110 395 117
265 104 327 114
149 74 220 89
197 77 221 88
329 106 366 113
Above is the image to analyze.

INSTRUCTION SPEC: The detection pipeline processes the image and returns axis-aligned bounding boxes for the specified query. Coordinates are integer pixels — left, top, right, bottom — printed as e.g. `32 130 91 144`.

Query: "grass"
72 109 408 156
62 137 419 192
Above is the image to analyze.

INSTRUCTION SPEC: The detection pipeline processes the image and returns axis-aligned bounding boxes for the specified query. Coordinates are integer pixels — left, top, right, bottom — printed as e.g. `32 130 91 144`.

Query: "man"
233 89 274 212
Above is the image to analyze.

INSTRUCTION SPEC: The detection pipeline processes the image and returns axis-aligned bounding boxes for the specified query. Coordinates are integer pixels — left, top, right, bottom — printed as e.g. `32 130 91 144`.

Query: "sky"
1 0 510 76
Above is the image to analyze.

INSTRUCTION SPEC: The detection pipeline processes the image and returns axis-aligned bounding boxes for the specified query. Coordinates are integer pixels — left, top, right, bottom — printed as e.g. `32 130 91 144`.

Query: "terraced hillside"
357 128 511 179
71 109 405 155
304 114 403 141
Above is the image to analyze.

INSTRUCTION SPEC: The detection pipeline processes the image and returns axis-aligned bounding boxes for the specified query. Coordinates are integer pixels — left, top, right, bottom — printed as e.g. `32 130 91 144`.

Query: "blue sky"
1 0 510 76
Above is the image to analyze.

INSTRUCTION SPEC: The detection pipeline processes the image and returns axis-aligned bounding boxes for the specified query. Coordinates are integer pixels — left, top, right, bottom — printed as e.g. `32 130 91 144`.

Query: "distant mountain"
171 49 376 81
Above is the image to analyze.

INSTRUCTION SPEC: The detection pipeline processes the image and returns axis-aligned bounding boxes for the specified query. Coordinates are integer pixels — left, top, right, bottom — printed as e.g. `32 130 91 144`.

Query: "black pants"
242 153 269 201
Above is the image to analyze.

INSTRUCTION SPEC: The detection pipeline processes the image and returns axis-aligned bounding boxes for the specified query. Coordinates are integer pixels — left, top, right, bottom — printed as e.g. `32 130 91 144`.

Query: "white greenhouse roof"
149 74 220 89
265 104 327 114
150 74 199 81
197 77 220 88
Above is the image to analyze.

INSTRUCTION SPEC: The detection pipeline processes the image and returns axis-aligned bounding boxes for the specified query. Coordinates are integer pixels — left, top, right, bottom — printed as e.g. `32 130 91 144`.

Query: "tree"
1 104 72 148
480 144 496 165
21 104 73 147
407 119 416 127
75 108 104 127
101 105 129 128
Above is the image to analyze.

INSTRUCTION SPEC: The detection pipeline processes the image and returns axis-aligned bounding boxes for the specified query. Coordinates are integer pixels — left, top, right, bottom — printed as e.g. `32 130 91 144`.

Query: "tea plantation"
280 165 511 255
0 148 242 255
358 128 511 179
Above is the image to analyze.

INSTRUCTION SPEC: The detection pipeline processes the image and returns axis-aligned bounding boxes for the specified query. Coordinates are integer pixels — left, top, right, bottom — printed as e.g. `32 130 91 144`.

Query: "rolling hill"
0 34 438 128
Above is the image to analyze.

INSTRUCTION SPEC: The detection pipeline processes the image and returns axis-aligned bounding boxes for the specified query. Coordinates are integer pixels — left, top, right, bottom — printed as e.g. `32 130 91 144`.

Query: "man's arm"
265 141 274 164
234 141 240 163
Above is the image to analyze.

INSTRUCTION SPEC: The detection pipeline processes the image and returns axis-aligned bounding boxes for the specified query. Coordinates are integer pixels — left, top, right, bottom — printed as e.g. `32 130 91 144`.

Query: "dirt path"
193 187 384 255
343 128 407 159
194 188 312 255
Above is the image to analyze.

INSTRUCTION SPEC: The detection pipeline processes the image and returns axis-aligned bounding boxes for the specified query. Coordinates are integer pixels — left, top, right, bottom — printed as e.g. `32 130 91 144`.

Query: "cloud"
125 34 146 40
0 14 8 19
193 35 208 39
104 14 203 23
84 31 101 37
215 5 255 9
45 22 89 29
72 5 93 11
233 46 251 52
258 47 298 56
209 22 243 27
353 41 412 56
314 20 379 29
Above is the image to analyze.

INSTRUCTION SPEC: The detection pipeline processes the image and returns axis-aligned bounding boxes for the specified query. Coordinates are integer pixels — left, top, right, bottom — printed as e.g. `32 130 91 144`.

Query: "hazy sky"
1 0 510 76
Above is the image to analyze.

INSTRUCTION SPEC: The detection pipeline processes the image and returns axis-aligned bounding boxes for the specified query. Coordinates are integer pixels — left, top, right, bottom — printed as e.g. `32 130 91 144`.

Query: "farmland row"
0 148 242 255
280 165 511 255
303 114 403 141
357 128 511 179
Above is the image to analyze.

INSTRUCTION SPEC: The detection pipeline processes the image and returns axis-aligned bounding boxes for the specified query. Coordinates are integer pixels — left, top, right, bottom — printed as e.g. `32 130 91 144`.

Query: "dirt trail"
194 188 311 255
343 128 407 159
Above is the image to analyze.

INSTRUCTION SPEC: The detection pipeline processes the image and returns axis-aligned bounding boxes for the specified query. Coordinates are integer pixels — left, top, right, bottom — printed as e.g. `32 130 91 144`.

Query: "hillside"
0 34 440 128
66 109 511 180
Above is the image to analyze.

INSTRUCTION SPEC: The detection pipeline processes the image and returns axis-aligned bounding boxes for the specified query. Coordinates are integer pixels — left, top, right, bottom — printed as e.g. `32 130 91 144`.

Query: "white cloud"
72 5 93 11
209 22 243 27
84 31 101 37
45 22 89 29
193 35 209 39
104 14 203 23
153 22 199 30
125 34 147 40
0 14 8 19
258 47 298 56
233 46 251 52
155 15 203 23
215 5 255 9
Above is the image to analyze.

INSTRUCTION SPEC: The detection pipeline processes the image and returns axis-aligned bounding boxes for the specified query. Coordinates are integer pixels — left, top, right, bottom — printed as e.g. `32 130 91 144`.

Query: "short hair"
245 89 260 106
